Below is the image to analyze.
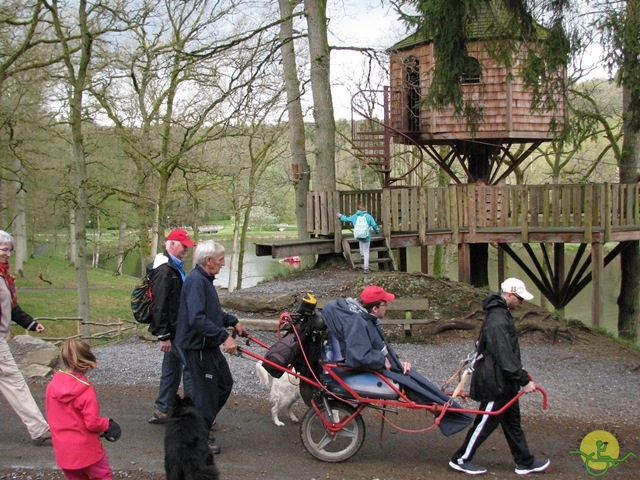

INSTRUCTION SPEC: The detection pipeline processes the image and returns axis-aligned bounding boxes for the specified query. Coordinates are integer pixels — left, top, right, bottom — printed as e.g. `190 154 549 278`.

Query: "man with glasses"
449 278 550 476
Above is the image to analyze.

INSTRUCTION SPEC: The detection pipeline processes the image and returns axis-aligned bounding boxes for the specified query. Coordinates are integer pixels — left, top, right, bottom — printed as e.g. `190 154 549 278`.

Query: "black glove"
103 418 121 442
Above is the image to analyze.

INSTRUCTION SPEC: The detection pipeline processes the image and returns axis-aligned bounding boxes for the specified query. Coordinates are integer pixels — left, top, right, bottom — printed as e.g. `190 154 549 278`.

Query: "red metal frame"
237 333 547 435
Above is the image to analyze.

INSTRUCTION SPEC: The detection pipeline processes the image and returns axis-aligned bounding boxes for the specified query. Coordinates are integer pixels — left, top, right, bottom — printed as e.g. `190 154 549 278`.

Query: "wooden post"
458 243 470 284
497 244 505 290
591 242 604 329
333 191 342 252
420 246 429 274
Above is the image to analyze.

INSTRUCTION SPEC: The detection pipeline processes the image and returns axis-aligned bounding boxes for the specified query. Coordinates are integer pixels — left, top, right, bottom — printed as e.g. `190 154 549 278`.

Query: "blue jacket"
338 210 380 243
175 265 238 351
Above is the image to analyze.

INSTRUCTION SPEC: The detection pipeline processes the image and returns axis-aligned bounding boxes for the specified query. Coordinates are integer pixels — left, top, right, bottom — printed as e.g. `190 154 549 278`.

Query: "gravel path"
90 333 640 428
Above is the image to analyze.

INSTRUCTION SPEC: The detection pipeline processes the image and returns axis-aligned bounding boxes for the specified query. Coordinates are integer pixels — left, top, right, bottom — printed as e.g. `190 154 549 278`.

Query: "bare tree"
0 0 62 269
304 0 336 192
90 0 283 265
278 0 311 238
44 0 123 333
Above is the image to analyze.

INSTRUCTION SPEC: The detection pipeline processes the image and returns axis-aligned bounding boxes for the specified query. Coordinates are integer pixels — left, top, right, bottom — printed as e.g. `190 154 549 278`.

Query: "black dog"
165 395 219 480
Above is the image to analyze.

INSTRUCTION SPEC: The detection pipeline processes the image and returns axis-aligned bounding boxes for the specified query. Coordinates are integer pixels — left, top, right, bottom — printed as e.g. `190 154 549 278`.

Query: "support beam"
420 246 428 274
458 243 470 283
592 242 604 329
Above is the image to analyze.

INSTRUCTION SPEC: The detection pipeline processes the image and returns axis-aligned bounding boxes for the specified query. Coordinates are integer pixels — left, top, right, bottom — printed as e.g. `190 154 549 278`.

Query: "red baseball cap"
360 285 395 304
166 229 196 247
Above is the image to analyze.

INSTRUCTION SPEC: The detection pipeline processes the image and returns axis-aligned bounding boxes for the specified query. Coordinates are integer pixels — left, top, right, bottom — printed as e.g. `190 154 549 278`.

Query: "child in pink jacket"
46 339 121 480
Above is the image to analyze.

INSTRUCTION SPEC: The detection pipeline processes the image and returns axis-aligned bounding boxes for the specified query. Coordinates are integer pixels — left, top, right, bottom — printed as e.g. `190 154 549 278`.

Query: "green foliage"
402 0 571 119
595 0 640 130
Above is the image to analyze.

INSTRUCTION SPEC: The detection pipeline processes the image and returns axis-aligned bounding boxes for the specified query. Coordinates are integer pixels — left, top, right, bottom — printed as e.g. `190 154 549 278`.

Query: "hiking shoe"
148 409 168 424
449 460 487 475
33 430 52 446
515 458 550 475
363 269 370 274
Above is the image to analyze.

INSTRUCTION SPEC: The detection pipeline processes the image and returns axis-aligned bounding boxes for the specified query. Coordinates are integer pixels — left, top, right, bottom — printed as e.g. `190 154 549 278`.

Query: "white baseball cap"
501 278 534 301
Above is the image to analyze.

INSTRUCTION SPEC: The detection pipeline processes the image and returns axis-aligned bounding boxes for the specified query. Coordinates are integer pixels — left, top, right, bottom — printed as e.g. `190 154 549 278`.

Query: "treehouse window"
404 56 421 132
461 57 482 84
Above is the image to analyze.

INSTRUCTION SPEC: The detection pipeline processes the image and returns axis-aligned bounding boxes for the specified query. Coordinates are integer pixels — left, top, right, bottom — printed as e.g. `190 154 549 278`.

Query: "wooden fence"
28 316 139 346
308 183 640 244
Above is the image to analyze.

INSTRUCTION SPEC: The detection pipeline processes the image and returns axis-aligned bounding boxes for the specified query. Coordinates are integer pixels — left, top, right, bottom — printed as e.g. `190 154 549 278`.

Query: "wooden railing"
308 184 640 244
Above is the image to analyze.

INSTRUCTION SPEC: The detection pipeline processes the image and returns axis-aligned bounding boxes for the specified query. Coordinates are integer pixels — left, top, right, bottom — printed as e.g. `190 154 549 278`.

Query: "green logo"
570 430 636 476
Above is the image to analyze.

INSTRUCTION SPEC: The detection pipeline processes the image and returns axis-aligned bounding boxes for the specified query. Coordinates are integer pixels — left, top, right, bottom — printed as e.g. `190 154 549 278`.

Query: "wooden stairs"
341 235 397 272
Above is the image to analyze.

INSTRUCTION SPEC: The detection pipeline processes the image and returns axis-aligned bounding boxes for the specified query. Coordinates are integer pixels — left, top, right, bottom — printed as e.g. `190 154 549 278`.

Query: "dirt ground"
2 269 639 479
1 382 638 480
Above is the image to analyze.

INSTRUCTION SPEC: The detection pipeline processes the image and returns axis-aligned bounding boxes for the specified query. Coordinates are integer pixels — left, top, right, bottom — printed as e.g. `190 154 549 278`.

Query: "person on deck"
336 204 380 274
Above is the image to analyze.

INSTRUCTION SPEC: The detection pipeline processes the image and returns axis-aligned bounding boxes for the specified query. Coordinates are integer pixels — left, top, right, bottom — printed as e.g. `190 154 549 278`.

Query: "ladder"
341 235 397 272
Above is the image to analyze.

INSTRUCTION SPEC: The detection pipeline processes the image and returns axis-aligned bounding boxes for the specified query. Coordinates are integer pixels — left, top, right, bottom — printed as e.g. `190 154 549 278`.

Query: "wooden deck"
255 183 640 330
307 183 640 244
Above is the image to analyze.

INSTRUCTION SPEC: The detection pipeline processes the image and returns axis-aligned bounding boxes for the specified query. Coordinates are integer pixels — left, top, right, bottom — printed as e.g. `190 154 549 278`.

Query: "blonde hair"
60 339 97 373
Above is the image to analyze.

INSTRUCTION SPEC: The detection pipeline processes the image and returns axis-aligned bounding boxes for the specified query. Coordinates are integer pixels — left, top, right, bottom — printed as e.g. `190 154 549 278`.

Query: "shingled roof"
389 0 548 51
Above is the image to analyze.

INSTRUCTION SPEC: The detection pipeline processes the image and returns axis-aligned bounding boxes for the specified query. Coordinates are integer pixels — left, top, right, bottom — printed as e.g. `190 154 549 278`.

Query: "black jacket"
147 252 183 341
470 292 530 402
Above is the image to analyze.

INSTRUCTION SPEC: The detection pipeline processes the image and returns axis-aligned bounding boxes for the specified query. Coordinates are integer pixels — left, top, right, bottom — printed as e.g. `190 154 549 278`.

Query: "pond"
113 240 630 341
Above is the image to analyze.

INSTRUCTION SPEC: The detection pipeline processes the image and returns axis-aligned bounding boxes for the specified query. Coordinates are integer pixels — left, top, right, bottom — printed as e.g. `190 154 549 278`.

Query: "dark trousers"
154 342 193 413
183 348 233 432
451 398 534 467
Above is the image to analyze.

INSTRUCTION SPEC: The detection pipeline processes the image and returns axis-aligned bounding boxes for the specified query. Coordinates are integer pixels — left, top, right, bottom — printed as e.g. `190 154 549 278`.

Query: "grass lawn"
10 248 140 342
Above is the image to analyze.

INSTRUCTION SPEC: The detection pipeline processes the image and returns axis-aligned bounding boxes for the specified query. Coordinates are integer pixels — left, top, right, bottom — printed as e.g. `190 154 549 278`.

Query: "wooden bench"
317 297 430 336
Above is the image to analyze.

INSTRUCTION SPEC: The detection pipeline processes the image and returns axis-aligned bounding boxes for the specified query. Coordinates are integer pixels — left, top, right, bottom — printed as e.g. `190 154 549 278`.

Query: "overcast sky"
327 0 409 119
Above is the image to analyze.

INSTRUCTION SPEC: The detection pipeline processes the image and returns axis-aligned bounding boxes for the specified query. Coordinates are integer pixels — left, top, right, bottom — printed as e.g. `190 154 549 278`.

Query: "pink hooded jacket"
45 370 110 470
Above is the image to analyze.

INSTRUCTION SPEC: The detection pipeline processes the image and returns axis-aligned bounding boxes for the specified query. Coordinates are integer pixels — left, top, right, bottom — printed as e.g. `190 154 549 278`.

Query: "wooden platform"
254 238 335 258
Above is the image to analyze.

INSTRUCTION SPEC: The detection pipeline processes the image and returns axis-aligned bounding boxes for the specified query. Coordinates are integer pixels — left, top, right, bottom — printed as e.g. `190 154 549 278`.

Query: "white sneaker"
515 458 550 475
449 460 487 475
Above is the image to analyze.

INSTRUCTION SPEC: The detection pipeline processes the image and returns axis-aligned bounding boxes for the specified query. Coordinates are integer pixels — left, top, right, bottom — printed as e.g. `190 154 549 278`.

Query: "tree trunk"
229 216 241 293
235 204 252 291
304 0 336 192
617 0 640 341
68 208 77 266
116 204 128 276
13 156 27 276
279 0 311 239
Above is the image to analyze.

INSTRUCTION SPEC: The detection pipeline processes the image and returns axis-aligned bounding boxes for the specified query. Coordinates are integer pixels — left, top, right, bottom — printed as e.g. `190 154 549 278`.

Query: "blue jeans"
154 343 193 413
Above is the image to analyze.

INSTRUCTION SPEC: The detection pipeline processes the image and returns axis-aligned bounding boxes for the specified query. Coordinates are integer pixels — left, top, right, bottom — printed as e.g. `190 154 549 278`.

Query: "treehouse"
256 6 632 332
387 33 565 146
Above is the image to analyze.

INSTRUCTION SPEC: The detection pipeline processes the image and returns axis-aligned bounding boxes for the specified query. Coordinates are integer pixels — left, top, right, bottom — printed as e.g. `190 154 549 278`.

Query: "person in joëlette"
46 339 121 480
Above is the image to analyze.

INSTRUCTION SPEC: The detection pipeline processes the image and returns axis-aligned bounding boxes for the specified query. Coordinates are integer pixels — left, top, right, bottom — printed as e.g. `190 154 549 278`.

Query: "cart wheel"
300 401 365 463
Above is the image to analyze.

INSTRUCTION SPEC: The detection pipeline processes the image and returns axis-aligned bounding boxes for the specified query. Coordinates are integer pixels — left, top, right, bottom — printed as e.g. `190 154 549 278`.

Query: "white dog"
255 361 302 427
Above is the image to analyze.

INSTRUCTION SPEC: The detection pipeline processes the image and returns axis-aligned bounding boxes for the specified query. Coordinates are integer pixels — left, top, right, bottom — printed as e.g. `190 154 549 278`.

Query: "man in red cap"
331 285 409 372
322 285 472 437
147 229 196 424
